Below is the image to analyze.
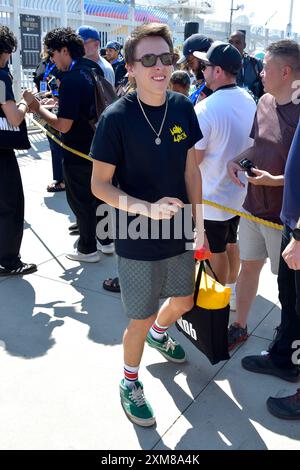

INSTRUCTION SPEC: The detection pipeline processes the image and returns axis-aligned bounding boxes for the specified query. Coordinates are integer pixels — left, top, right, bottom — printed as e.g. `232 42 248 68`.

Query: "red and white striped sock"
124 364 139 389
149 320 169 342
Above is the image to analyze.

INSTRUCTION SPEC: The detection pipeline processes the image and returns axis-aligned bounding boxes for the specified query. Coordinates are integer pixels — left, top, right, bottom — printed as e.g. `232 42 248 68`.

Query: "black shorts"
204 216 240 254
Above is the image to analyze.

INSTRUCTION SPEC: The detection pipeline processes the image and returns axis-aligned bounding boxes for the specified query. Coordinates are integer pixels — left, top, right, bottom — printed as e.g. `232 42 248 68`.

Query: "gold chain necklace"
136 95 168 145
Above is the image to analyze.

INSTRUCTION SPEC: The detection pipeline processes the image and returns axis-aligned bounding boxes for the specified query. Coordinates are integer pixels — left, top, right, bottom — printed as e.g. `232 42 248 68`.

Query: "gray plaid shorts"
117 251 195 320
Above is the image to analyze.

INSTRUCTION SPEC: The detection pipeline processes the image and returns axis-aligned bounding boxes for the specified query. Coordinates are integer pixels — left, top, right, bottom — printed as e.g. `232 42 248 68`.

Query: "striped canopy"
85 1 168 23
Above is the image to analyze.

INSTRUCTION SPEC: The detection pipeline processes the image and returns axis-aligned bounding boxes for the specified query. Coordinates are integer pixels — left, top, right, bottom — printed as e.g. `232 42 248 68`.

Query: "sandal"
103 277 120 293
47 181 66 192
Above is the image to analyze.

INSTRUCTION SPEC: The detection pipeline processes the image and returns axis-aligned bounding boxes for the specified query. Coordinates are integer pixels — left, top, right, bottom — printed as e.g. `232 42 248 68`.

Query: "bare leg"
123 294 194 367
123 314 157 367
156 295 194 327
235 259 265 328
209 252 229 285
226 243 240 284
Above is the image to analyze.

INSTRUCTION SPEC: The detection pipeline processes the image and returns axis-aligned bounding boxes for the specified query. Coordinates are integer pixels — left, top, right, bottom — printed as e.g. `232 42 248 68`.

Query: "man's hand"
282 238 300 270
149 197 184 220
28 98 41 114
23 89 36 106
227 160 245 188
246 168 283 187
40 97 57 106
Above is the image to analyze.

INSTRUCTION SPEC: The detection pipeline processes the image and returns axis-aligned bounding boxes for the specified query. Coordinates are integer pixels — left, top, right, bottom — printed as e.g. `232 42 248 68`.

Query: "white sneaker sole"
100 245 115 255
65 253 100 263
121 402 156 427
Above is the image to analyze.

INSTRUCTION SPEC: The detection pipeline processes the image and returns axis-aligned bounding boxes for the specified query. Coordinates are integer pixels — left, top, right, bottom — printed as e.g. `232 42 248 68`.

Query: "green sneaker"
119 379 156 427
146 332 186 363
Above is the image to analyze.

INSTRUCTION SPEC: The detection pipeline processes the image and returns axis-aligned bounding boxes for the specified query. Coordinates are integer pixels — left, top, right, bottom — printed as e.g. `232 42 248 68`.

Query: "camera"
238 158 256 177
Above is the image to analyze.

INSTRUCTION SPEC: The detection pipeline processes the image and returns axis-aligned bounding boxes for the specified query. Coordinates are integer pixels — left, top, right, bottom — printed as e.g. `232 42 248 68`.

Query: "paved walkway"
0 133 299 450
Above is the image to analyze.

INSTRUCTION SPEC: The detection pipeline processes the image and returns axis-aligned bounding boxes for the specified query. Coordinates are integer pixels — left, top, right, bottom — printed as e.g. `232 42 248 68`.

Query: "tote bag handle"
193 260 220 304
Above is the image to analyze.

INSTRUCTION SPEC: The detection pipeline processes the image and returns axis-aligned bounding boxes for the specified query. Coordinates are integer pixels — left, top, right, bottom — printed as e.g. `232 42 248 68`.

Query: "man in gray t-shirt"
77 25 115 87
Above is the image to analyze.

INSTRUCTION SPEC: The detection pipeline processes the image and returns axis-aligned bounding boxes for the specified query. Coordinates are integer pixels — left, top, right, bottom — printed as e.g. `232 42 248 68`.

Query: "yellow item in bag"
196 268 231 310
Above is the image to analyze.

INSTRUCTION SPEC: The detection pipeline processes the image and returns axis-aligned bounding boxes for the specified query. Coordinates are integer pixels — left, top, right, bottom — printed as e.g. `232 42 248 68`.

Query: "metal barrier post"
11 0 22 101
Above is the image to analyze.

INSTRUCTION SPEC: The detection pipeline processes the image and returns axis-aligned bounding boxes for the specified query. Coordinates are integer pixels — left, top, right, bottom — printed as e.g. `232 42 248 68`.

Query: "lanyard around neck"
43 62 55 81
189 82 206 105
69 60 76 71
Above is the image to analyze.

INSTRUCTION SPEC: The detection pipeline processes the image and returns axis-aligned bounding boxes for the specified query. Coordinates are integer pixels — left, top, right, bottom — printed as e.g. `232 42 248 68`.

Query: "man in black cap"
194 42 256 295
177 34 213 105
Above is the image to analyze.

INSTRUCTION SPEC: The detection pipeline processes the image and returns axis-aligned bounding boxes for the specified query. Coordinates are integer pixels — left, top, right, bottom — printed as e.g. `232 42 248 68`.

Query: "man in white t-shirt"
77 25 115 87
194 42 256 289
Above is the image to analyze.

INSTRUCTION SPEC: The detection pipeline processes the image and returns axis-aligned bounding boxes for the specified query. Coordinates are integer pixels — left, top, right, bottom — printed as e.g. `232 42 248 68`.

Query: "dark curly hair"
44 27 84 60
0 25 17 56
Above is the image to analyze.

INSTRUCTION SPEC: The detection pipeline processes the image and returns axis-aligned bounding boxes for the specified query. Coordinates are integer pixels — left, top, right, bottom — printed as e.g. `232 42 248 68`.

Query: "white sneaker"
97 241 115 254
66 250 100 263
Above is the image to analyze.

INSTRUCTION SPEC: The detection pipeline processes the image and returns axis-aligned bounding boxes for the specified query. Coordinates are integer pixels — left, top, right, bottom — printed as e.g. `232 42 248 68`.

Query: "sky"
144 0 300 33
210 0 300 33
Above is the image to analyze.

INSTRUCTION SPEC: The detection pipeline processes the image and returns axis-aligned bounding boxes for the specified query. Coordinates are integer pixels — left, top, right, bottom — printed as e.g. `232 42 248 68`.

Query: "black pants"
269 225 300 369
63 158 98 254
0 150 24 269
47 136 64 182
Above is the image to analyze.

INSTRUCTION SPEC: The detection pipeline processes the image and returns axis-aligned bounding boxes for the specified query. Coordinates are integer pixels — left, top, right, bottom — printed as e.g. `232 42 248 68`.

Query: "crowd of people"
0 21 299 428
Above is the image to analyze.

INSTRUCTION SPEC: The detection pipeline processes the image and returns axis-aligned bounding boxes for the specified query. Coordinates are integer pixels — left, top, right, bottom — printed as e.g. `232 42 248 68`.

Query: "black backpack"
70 59 118 131
78 59 118 131
88 68 118 130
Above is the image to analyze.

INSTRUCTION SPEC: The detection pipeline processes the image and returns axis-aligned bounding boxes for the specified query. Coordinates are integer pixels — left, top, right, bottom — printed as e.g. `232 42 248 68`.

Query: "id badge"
40 81 48 93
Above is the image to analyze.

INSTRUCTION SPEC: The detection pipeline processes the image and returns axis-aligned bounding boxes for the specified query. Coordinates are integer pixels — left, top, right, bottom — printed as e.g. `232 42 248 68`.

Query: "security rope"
28 115 283 232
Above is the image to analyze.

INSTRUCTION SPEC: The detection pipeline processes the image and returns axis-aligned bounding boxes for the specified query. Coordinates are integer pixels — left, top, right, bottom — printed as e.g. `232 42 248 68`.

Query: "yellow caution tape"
28 115 93 162
28 115 283 232
202 200 283 231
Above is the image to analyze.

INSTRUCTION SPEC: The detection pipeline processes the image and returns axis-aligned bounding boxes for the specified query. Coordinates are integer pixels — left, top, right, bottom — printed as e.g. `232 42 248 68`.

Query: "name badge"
40 81 48 93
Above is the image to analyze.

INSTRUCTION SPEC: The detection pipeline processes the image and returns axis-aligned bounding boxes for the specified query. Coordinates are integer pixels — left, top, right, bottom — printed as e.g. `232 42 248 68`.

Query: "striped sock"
124 364 139 389
149 320 169 342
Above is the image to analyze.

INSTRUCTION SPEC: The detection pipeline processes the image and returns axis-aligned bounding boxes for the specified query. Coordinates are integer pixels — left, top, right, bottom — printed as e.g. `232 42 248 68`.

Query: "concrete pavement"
0 132 299 450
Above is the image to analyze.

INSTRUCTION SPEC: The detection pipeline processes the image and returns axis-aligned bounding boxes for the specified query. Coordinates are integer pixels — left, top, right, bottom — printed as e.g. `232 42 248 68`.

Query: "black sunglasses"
47 49 57 58
134 52 174 67
200 63 215 71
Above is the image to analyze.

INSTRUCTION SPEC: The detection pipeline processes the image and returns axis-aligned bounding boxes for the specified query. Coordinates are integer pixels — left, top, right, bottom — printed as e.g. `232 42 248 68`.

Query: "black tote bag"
176 261 231 365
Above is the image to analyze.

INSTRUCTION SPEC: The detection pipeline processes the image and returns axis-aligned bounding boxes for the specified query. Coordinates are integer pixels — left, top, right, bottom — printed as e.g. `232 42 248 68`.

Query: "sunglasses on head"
134 52 174 67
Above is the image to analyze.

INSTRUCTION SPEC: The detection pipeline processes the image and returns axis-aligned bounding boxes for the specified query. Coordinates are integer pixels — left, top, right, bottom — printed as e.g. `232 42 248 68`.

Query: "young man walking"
91 23 204 427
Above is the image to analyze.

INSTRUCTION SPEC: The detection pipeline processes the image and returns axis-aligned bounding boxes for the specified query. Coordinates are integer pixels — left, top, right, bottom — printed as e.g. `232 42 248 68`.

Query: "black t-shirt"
0 67 15 103
57 60 96 163
90 90 203 261
0 67 15 156
113 59 127 88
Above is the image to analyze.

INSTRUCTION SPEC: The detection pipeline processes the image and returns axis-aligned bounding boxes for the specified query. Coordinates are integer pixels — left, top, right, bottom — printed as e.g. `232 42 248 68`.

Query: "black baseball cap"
177 34 213 64
193 41 242 74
